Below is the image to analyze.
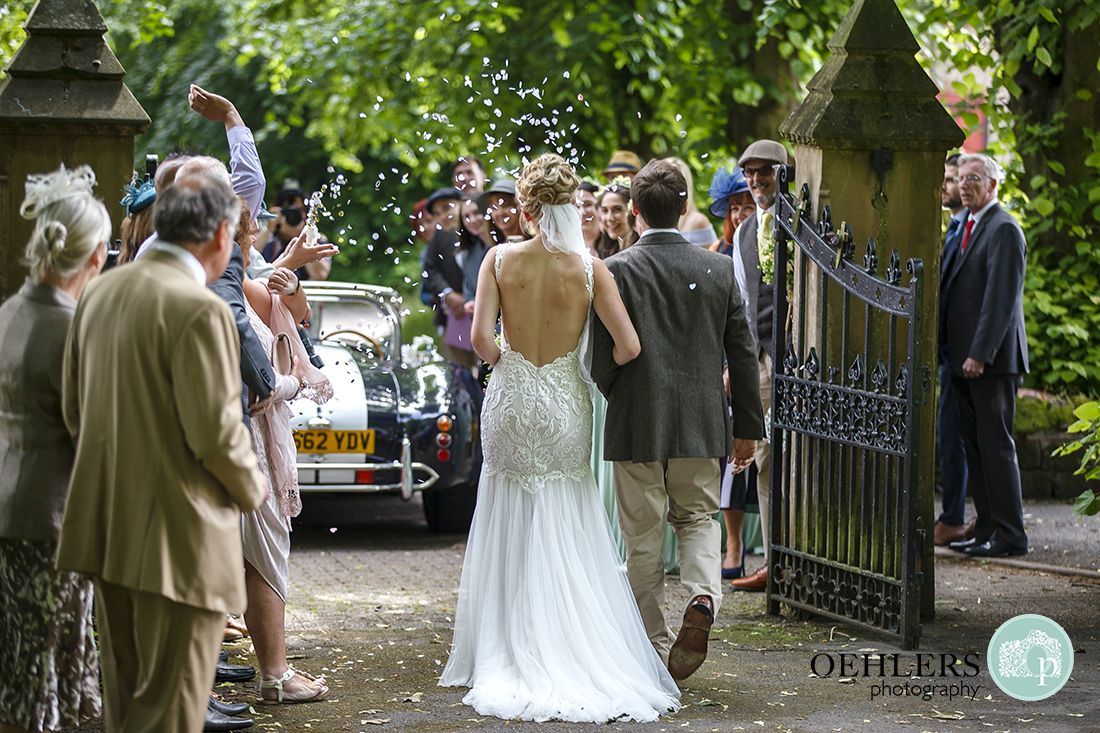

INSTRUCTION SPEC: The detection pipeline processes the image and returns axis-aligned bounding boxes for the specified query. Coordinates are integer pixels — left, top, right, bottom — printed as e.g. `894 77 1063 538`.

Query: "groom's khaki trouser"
614 457 722 663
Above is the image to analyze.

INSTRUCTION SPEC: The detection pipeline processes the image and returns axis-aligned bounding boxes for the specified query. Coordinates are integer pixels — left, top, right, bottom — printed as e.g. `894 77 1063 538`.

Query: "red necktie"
961 218 974 253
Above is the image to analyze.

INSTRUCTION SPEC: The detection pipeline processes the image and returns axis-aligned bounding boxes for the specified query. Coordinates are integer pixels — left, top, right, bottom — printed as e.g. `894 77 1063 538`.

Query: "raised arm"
592 258 640 365
188 84 266 223
470 246 501 366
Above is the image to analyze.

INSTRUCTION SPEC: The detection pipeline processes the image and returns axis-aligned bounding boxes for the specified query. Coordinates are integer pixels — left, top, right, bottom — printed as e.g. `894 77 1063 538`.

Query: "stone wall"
1016 430 1090 501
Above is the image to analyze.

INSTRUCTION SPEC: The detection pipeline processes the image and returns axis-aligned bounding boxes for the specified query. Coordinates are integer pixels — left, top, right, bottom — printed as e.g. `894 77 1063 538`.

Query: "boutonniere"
758 230 795 286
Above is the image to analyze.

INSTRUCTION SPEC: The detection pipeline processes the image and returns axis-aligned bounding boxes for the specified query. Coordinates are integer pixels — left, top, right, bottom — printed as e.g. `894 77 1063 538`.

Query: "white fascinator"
20 164 98 220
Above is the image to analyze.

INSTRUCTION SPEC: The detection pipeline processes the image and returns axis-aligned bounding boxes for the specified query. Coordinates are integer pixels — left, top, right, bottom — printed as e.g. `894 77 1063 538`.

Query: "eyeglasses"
948 175 988 185
742 164 776 179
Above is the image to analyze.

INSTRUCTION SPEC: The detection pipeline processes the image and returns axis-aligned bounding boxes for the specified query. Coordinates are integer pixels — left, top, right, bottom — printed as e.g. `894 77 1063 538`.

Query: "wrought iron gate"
765 165 928 649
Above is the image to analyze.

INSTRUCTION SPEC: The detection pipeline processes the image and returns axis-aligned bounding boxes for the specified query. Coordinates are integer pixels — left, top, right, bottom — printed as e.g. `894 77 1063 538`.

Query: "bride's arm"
471 246 502 366
592 259 641 365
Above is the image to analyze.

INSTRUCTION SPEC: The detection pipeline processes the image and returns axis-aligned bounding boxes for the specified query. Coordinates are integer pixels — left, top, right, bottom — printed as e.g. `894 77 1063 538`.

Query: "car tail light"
355 470 375 484
436 415 452 431
437 448 451 462
436 432 452 448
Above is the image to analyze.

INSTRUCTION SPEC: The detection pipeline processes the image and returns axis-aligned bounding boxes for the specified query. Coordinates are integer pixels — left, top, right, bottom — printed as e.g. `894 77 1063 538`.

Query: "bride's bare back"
472 237 640 369
495 240 591 366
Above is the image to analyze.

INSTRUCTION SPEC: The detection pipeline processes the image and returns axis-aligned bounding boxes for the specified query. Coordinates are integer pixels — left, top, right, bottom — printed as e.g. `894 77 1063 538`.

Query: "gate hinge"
919 367 932 406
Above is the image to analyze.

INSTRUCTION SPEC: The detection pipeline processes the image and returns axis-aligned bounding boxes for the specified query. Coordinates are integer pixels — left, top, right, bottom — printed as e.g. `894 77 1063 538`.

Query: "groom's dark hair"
630 160 687 229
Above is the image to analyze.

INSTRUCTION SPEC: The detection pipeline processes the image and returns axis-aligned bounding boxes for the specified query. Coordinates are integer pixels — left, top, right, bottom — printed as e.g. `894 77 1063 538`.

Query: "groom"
592 160 765 680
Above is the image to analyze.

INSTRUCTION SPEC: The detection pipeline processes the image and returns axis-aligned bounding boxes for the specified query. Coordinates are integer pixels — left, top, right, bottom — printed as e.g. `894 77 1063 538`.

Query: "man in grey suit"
941 153 1029 558
592 160 765 680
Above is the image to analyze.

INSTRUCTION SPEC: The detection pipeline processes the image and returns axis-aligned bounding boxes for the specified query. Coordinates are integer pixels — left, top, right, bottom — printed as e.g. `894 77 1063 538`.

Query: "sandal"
259 668 328 704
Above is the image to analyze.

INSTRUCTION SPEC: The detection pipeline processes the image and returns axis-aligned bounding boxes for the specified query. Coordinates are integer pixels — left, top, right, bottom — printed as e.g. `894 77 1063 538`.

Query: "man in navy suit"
941 153 1029 558
933 154 973 547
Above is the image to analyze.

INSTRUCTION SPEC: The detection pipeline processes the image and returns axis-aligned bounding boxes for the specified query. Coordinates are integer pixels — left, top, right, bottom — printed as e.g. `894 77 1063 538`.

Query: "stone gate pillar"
778 0 964 620
0 0 149 299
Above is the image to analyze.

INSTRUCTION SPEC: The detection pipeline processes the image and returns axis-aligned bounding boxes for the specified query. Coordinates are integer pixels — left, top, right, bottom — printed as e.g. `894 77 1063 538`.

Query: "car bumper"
296 437 440 500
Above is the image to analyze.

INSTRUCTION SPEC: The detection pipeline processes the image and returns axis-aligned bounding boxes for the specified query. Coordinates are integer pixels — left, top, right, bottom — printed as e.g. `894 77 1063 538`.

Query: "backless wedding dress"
439 242 681 723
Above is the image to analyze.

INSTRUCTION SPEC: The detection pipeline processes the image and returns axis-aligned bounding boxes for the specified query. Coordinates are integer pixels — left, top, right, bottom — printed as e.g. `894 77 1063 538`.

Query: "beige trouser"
613 457 722 663
95 579 225 733
757 352 773 558
441 339 479 374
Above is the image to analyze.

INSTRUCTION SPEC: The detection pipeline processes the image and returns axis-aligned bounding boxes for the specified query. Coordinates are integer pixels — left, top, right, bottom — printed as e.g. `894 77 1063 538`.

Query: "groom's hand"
730 438 756 475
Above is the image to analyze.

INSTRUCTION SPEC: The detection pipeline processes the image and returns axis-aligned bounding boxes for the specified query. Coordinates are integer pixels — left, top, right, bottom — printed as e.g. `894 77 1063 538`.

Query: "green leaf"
1048 160 1065 175
1074 402 1100 421
1073 490 1100 518
1038 6 1056 23
1027 26 1039 53
1085 151 1100 168
1036 46 1053 67
1030 175 1047 189
1078 89 1094 101
1034 197 1055 216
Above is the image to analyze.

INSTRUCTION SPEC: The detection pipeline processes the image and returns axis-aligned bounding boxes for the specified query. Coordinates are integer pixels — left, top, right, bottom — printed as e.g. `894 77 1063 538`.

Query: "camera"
282 205 304 227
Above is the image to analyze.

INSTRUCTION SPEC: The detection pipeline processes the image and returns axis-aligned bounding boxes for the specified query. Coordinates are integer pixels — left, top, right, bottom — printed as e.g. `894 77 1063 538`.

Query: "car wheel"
422 482 477 534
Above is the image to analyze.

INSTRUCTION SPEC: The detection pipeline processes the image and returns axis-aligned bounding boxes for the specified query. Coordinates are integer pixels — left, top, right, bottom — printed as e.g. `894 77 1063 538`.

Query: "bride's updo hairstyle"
516 153 580 221
20 165 111 283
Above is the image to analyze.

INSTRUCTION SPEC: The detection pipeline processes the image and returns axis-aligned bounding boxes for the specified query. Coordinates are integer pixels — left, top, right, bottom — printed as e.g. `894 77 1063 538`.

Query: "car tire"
422 482 477 534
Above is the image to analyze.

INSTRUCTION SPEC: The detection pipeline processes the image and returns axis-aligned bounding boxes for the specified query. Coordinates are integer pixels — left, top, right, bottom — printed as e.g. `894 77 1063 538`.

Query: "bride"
439 154 681 722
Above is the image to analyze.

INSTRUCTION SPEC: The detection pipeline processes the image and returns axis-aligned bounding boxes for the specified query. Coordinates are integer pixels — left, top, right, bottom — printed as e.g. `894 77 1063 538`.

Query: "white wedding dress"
439 244 681 723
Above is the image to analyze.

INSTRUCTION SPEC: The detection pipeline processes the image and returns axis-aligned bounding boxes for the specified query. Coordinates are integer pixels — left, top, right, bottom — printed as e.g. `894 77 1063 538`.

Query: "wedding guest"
235 204 331 703
578 181 601 256
57 173 267 733
595 180 636 259
478 179 522 244
729 140 790 593
452 155 487 199
0 164 110 733
707 166 756 255
665 157 717 247
458 199 493 325
118 176 156 264
424 187 477 370
602 150 644 181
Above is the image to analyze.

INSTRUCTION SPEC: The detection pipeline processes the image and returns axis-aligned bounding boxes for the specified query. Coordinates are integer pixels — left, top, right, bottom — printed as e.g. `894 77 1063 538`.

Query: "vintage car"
291 281 482 533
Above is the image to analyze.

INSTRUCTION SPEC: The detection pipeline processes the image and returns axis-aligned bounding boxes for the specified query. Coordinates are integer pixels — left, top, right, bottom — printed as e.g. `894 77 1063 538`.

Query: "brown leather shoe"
668 596 713 680
730 566 767 592
963 518 976 540
934 521 967 547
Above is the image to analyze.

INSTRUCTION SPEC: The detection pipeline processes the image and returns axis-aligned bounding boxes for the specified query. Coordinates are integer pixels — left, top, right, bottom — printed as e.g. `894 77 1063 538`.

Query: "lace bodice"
480 245 595 493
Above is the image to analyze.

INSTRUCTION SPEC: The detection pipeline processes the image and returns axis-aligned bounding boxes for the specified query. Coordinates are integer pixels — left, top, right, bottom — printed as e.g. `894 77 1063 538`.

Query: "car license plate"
294 429 375 454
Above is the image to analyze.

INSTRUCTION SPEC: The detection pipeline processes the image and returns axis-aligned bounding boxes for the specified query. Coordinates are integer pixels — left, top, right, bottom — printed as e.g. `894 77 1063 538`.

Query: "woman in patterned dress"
0 165 110 732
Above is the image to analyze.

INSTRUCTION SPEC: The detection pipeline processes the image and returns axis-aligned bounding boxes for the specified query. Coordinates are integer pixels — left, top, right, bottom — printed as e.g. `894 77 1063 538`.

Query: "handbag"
272 332 293 376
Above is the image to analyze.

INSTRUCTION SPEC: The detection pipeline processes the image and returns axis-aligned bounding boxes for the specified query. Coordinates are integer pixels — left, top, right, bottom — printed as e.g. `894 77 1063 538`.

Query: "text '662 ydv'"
292 281 482 533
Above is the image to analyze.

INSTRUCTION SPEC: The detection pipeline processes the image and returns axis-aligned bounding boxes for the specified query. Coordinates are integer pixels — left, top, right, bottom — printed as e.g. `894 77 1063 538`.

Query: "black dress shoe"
215 662 256 683
210 695 250 717
948 537 987 552
204 705 253 731
962 540 1028 558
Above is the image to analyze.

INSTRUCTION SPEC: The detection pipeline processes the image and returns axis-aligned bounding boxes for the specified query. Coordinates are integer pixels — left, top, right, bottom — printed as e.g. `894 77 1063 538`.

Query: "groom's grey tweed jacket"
592 231 765 463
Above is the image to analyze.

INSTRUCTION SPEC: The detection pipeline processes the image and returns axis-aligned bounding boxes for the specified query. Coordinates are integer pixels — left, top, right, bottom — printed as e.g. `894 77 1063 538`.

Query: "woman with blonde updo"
441 153 680 724
0 164 109 733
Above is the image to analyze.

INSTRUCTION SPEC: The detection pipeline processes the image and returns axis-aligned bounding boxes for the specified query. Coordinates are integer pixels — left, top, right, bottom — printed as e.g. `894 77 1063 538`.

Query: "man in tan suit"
59 174 267 733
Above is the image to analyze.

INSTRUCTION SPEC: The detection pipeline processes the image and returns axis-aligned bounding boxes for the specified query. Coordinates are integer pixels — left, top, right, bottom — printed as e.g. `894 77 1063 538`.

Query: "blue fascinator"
707 167 750 218
120 178 156 217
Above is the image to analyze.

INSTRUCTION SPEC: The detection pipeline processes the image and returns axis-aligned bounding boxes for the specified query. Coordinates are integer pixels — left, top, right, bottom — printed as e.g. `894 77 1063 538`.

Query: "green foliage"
1014 393 1091 435
910 0 1100 394
1053 401 1100 516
